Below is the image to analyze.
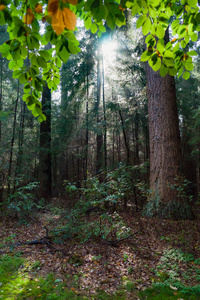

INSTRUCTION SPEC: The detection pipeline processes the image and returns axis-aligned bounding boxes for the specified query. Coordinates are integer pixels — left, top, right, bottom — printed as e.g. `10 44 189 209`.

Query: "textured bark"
145 66 193 219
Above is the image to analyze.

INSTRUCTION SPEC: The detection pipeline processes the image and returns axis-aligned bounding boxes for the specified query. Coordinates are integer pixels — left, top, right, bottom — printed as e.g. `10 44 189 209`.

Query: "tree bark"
39 82 52 199
96 45 103 176
102 54 107 171
118 104 130 164
145 66 193 219
7 84 19 195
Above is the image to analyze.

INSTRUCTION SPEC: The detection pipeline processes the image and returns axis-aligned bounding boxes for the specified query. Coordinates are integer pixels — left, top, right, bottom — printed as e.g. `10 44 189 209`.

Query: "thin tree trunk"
0 54 2 144
96 45 103 176
8 84 19 195
134 105 139 165
102 54 107 171
15 100 25 181
118 104 130 164
0 54 3 202
84 67 89 181
39 82 52 199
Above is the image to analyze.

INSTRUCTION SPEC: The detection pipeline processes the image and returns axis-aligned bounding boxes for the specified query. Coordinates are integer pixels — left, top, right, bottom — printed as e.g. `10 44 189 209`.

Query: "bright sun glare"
101 39 118 68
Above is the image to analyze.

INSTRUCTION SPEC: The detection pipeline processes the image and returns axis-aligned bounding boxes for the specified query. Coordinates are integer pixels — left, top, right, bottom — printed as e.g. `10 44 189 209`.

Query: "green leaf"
32 107 39 117
149 0 160 7
136 15 146 29
159 64 168 77
55 57 62 68
31 54 38 66
185 62 194 71
107 13 115 30
22 93 31 102
177 66 184 78
196 13 200 25
99 25 106 33
182 71 190 80
151 57 161 71
13 70 22 78
191 32 198 42
58 45 70 63
141 51 151 62
156 24 165 39
84 17 92 29
24 83 31 92
181 40 186 48
131 3 141 16
20 45 28 59
142 18 151 35
187 50 197 56
19 73 28 84
168 67 177 76
53 76 60 85
37 56 47 68
39 50 51 62
8 60 16 70
91 23 98 33
187 0 197 7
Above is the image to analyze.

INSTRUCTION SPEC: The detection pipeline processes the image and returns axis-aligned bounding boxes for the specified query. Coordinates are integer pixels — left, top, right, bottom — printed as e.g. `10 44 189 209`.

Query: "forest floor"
0 200 200 299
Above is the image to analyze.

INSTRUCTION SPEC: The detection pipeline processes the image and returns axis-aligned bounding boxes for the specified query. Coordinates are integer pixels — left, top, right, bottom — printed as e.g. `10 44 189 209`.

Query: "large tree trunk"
145 66 193 219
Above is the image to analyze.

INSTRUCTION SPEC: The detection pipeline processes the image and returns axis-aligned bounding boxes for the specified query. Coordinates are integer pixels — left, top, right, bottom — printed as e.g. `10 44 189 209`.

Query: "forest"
0 0 200 299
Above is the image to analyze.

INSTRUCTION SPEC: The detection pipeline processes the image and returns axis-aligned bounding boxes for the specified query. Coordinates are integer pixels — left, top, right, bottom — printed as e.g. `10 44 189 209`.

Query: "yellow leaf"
23 8 34 25
0 5 6 11
48 0 59 17
34 3 43 14
63 7 76 31
62 0 78 5
52 9 65 35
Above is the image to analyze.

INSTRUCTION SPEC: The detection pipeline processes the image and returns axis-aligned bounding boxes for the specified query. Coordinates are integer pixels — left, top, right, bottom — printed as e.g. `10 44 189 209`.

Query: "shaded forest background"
0 17 200 216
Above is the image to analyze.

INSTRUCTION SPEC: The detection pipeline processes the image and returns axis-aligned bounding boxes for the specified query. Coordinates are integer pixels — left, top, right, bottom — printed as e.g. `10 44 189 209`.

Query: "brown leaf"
52 9 65 35
48 0 59 17
34 3 43 14
62 7 76 31
62 0 78 5
0 5 6 11
23 8 35 25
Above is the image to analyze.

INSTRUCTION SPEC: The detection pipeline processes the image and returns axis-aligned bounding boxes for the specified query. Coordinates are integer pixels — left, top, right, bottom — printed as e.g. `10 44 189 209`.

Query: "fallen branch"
0 237 51 249
99 229 142 246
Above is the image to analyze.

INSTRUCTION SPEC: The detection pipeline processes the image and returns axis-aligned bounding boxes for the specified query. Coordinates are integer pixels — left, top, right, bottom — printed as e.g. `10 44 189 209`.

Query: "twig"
99 229 142 246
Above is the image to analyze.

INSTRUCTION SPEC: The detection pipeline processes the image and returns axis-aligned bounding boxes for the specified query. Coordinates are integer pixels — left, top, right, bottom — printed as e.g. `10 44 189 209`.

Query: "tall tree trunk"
84 67 89 181
118 104 130 164
0 54 2 144
145 66 193 219
0 54 3 202
39 82 52 199
96 45 103 176
8 84 19 195
102 54 107 171
15 99 25 181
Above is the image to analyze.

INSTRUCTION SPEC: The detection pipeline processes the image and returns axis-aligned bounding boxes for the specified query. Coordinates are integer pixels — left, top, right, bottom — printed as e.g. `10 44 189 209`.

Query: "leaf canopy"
0 0 199 120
